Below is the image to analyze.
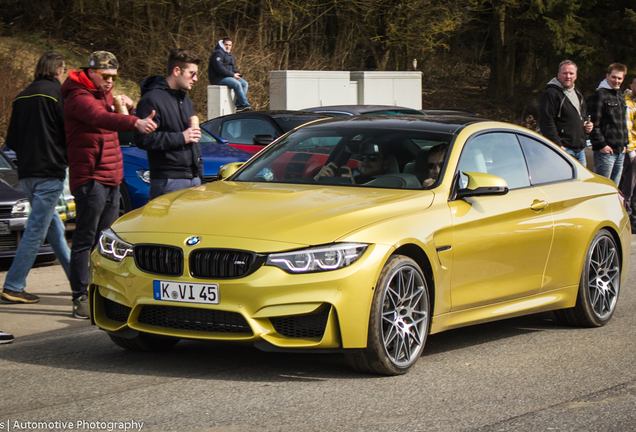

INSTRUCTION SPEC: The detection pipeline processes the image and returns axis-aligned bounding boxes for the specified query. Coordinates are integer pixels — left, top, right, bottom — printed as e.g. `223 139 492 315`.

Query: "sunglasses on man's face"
93 70 118 81
428 162 444 170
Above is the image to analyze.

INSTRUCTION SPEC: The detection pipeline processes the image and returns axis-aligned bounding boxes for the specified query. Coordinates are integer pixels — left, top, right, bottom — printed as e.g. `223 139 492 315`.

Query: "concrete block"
350 71 422 109
207 85 235 119
269 71 355 110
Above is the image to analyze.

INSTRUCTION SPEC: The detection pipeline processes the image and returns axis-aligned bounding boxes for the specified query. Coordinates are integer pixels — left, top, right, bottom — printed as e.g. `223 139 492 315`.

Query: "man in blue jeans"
1 51 71 306
208 38 251 112
588 63 629 186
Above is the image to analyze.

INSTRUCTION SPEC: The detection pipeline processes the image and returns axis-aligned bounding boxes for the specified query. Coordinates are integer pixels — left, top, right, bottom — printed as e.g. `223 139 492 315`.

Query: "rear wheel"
109 332 180 351
345 255 430 375
554 229 620 327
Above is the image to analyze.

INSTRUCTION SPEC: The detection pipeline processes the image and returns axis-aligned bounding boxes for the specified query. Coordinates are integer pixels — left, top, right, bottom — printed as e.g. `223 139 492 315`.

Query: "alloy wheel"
380 264 429 367
587 234 619 320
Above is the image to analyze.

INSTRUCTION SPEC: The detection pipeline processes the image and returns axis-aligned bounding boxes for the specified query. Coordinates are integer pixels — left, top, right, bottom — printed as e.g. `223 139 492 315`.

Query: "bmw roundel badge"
185 236 201 246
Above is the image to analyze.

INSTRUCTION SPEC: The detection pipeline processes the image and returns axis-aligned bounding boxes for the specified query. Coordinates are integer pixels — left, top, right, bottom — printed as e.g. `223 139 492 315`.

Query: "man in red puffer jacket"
62 51 157 319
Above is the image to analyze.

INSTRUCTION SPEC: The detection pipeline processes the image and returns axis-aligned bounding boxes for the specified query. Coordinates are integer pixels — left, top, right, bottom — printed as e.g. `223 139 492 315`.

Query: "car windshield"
233 126 453 189
199 128 218 143
0 153 13 170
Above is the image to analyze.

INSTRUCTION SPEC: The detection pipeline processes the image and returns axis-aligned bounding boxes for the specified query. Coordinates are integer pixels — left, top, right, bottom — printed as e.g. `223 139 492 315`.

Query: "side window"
518 135 575 184
457 132 530 190
220 119 278 145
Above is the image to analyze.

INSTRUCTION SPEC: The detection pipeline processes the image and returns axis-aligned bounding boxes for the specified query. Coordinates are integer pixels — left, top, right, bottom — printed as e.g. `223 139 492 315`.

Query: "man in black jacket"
539 60 593 165
588 63 629 185
135 49 203 200
207 38 251 112
1 51 71 306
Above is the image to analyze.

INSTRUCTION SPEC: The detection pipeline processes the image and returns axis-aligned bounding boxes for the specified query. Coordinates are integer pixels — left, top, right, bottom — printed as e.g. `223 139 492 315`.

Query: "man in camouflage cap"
61 50 157 319
86 50 119 70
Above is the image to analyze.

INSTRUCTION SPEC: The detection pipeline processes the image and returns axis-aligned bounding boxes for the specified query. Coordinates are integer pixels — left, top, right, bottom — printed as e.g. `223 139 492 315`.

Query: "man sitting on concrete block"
208 38 251 112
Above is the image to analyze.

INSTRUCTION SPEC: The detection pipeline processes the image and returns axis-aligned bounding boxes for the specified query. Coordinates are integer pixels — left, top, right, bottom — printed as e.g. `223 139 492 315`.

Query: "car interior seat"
386 155 400 174
403 148 430 182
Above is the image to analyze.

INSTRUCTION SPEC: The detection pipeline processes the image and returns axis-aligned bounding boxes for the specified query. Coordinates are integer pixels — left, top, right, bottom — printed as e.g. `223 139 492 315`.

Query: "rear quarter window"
518 135 575 185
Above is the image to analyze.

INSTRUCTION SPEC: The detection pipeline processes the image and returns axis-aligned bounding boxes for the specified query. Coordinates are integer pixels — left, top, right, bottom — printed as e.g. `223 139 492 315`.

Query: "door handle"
530 199 548 211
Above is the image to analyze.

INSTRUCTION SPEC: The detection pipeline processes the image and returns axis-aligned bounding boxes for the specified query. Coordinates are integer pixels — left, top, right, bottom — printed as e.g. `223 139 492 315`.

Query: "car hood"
121 145 251 175
113 181 434 248
121 147 149 168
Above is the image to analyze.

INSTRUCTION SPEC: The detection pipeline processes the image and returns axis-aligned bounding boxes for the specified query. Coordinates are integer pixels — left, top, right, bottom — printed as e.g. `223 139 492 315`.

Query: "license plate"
0 221 9 235
153 280 219 305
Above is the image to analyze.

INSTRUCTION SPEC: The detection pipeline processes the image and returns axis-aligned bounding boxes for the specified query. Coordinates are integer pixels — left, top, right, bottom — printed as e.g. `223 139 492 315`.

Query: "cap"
85 51 119 70
359 142 382 155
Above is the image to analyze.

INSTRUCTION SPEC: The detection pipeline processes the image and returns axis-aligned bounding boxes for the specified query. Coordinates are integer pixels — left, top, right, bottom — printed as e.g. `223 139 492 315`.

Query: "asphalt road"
1 237 635 432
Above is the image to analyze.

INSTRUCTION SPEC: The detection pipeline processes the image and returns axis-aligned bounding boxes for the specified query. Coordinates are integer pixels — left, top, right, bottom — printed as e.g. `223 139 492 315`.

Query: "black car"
302 104 424 116
202 111 330 155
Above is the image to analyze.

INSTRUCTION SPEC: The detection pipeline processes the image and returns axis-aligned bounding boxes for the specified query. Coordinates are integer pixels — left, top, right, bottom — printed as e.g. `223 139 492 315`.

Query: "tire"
119 184 132 217
554 229 620 327
35 254 57 264
109 332 180 352
345 255 430 375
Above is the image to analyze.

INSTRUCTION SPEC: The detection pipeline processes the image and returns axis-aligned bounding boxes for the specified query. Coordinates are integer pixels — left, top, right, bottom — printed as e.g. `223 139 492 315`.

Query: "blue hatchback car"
118 128 252 213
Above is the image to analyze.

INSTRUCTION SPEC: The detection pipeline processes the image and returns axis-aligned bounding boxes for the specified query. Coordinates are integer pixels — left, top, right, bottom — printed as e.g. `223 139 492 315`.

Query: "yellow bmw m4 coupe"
90 114 629 375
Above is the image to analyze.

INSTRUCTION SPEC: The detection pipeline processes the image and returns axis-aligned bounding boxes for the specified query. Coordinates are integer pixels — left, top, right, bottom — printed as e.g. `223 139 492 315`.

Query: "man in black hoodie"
539 60 593 166
2 51 71 306
135 49 203 200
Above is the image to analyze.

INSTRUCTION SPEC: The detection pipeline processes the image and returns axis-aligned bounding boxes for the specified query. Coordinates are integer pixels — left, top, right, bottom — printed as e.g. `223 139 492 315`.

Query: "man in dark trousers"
208 38 251 112
539 60 593 165
135 48 203 200
62 51 157 318
1 52 70 308
588 63 629 185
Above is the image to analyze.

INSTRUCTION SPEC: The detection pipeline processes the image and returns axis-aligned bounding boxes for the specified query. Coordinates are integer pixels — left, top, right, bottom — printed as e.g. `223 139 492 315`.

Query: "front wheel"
345 255 430 375
554 229 620 327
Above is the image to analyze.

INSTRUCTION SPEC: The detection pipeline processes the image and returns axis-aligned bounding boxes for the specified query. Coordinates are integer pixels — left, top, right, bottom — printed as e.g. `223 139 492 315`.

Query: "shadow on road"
0 311 564 381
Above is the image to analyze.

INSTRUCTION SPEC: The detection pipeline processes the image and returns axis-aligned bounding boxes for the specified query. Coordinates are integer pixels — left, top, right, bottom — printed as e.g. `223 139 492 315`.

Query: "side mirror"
456 171 509 199
217 162 245 180
253 134 275 146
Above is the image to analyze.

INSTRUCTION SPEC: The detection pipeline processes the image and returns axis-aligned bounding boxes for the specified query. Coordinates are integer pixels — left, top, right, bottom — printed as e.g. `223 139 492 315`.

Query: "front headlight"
98 228 133 262
266 243 368 273
137 169 150 184
11 199 31 217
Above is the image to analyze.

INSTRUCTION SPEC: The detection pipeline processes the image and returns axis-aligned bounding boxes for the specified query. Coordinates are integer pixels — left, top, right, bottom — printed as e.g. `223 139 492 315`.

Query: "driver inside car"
421 143 449 189
314 143 390 184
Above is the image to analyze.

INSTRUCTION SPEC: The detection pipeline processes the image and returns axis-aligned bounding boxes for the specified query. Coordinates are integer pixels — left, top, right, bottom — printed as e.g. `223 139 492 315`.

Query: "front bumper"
90 243 390 349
